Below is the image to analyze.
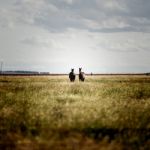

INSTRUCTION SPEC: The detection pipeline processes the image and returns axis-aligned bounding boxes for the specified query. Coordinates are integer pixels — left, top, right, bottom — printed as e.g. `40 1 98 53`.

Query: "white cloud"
63 0 74 5
1 0 150 32
98 0 128 12
0 0 150 73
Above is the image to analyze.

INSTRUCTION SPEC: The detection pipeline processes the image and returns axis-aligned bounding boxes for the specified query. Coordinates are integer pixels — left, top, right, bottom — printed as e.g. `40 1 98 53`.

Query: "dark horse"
69 69 76 82
79 68 85 82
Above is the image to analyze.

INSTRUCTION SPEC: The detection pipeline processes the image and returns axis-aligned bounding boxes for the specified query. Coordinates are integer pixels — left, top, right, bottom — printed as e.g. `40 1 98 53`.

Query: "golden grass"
0 75 150 149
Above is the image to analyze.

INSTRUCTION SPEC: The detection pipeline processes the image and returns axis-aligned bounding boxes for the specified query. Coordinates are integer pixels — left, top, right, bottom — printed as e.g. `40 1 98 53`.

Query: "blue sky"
0 0 150 73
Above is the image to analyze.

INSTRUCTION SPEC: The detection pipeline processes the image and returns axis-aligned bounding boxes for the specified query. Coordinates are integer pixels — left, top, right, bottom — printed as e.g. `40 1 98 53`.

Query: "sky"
0 0 150 73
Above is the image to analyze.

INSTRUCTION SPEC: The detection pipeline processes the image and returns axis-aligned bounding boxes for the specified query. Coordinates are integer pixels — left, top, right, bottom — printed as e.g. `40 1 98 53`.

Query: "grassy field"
0 75 150 150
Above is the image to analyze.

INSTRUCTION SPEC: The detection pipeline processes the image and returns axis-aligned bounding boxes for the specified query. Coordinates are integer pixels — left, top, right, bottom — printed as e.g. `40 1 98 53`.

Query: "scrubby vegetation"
0 75 150 149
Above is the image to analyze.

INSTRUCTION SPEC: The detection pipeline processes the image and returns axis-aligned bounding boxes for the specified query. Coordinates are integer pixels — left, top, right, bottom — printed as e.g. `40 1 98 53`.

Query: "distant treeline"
0 71 50 76
93 73 150 76
0 71 150 76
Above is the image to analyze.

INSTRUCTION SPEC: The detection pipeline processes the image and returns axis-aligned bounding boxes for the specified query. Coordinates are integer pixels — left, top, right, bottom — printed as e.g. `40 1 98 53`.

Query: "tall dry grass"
0 75 150 149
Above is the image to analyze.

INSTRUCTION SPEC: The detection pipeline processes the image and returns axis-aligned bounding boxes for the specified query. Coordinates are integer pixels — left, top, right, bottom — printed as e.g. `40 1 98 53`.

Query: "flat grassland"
0 75 150 149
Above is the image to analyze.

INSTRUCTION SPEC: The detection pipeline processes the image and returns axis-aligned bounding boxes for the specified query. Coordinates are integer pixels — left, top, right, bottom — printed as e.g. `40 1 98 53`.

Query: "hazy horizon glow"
0 0 150 73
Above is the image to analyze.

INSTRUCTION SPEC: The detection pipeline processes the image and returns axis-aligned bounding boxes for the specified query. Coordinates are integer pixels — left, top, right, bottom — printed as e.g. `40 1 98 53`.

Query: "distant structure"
69 69 76 82
79 68 85 82
0 61 3 74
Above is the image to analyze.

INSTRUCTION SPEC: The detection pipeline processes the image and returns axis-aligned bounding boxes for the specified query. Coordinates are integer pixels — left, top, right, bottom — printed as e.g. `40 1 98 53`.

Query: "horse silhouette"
79 68 85 82
69 69 76 82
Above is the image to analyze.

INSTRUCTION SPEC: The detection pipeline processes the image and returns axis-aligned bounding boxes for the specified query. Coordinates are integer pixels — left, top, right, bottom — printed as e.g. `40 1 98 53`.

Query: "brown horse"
79 68 85 82
69 69 76 82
